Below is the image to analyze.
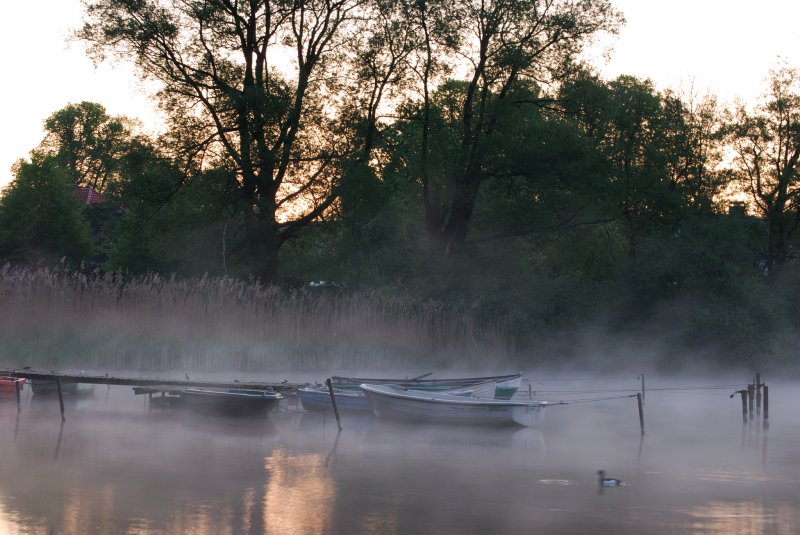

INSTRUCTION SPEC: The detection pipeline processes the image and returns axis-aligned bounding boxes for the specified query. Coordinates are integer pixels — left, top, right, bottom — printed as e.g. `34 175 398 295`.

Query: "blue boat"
297 386 372 412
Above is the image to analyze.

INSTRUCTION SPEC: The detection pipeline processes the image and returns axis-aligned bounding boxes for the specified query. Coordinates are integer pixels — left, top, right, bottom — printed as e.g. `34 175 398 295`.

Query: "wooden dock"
1 368 307 421
2 368 305 393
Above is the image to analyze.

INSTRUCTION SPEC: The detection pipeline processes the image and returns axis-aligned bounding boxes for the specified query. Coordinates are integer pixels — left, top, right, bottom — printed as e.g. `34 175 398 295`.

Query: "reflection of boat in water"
357 421 546 463
361 383 547 427
331 373 522 400
178 388 283 418
298 380 498 413
0 376 25 398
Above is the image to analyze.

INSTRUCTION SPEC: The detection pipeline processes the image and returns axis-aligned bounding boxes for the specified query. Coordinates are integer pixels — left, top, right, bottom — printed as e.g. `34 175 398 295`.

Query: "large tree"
40 101 133 193
79 0 367 279
406 0 623 254
560 74 717 258
726 66 800 274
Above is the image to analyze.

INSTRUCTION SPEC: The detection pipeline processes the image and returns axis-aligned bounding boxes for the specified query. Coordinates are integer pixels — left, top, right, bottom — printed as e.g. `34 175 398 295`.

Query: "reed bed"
0 265 518 373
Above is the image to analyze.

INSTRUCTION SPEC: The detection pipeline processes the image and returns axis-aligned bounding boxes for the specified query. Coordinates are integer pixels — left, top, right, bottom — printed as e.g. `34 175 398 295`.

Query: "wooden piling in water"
763 385 769 428
636 393 645 436
326 378 342 431
755 373 762 416
56 378 66 422
639 374 646 405
15 379 21 412
747 383 755 419
740 390 748 424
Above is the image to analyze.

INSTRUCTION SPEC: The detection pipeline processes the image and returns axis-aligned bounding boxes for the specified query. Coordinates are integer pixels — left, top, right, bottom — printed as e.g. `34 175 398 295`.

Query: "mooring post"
528 383 532 399
636 393 645 436
755 373 762 417
639 374 646 405
762 384 769 429
325 378 342 431
739 390 748 424
56 378 66 422
15 378 21 412
747 383 755 419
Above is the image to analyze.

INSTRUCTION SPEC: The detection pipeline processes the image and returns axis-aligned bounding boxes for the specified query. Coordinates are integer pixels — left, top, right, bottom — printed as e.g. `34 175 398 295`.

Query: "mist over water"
0 373 797 534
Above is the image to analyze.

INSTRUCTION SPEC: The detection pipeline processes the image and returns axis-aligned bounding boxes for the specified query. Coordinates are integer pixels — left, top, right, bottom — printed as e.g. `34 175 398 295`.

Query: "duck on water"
597 470 621 487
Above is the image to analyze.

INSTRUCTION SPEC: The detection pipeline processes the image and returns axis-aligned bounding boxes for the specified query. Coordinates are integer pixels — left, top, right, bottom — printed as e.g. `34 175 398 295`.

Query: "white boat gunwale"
359 383 546 407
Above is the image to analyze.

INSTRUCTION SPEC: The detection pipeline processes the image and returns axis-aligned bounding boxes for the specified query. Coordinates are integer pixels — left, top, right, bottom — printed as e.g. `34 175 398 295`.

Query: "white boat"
331 373 522 399
299 380 498 412
360 383 546 427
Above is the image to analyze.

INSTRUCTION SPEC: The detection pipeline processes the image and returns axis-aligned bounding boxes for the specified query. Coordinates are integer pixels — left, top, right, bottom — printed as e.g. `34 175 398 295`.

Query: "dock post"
56 378 66 422
763 385 769 429
636 393 645 436
325 378 342 431
15 378 21 412
755 373 762 417
639 374 645 405
739 390 748 424
747 383 755 419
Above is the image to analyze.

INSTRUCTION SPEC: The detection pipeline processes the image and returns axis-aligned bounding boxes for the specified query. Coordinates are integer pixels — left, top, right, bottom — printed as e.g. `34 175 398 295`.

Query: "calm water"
0 377 798 534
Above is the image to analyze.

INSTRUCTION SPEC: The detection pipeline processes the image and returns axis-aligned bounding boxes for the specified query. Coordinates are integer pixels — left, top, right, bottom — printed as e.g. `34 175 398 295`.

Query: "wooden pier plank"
1 369 302 394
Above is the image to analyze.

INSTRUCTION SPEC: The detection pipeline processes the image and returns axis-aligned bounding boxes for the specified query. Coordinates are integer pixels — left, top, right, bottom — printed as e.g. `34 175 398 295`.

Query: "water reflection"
688 501 796 535
1 383 800 534
263 449 335 534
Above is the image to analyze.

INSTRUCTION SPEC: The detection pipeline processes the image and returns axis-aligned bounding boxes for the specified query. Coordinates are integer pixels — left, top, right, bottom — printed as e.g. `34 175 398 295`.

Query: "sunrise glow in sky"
1 0 799 190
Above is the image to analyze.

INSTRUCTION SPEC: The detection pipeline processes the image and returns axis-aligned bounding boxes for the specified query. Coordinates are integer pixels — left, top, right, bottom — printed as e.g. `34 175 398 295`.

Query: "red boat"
0 376 25 398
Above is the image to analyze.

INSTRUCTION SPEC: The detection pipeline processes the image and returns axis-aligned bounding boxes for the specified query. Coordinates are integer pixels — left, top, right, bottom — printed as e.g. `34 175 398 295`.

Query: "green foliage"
724 66 800 273
0 156 93 265
7 2 800 369
106 157 234 277
41 101 132 192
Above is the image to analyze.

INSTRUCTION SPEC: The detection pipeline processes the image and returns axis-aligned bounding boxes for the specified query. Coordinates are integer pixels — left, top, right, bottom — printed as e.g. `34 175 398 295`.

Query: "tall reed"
0 265 518 374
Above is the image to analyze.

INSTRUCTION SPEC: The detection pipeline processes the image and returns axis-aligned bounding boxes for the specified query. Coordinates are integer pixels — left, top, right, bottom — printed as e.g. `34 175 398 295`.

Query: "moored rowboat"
330 373 523 400
178 388 283 418
360 383 546 427
298 379 498 412
30 379 95 397
0 376 25 398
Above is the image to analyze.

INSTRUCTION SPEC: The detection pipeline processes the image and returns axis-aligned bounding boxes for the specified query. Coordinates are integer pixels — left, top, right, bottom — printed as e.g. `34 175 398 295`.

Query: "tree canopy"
3 3 800 367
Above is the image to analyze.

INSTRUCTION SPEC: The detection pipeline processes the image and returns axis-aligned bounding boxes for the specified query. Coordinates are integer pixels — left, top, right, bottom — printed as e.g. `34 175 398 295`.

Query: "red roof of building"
74 186 105 205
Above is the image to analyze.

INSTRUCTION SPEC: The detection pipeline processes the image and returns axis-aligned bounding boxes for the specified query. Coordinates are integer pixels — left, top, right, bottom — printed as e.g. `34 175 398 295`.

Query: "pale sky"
1 1 799 191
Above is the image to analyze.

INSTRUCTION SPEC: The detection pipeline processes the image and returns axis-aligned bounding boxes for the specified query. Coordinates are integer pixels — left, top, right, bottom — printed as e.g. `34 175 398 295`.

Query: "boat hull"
29 380 97 399
299 380 498 412
361 384 546 427
179 389 283 418
297 387 371 412
331 373 522 400
0 377 25 398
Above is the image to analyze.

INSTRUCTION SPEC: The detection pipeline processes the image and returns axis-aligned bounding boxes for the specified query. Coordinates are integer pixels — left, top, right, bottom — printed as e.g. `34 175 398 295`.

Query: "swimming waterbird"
597 470 621 487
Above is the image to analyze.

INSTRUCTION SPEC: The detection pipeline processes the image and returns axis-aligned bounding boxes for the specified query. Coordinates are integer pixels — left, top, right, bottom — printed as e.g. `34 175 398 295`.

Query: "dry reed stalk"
0 266 518 372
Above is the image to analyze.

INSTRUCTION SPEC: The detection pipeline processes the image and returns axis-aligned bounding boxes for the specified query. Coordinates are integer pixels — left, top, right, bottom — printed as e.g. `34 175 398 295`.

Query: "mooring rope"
545 394 638 406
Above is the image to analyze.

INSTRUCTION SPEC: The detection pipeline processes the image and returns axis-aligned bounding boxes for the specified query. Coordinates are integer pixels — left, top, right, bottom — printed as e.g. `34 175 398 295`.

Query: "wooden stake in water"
639 374 646 405
755 373 762 416
636 393 645 436
748 383 755 419
56 378 66 422
763 384 769 429
326 378 342 431
15 378 21 412
740 390 748 424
